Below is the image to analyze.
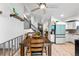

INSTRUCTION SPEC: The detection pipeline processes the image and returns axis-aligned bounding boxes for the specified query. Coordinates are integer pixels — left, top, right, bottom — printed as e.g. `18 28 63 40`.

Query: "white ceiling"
24 3 79 23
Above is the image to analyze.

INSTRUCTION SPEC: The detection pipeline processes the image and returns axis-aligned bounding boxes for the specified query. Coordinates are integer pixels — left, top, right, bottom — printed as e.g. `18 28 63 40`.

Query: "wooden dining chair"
26 38 47 56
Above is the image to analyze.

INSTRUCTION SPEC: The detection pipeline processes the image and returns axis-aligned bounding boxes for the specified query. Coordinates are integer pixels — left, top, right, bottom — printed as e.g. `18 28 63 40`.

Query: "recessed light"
60 14 64 18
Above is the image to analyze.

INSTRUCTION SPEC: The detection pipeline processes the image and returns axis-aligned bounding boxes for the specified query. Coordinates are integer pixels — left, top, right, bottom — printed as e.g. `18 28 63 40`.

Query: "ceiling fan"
31 3 58 13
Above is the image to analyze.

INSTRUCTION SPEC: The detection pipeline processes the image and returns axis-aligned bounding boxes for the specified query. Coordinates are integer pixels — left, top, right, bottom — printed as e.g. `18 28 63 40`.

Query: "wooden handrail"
10 14 24 21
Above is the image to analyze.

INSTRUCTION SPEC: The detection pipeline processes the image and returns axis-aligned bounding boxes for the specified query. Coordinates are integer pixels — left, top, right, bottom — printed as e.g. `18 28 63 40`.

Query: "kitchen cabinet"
66 22 76 29
65 33 79 44
65 33 74 43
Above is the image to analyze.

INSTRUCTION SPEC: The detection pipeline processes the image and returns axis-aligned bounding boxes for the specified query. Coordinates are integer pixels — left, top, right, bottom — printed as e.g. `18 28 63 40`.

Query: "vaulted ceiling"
23 3 79 23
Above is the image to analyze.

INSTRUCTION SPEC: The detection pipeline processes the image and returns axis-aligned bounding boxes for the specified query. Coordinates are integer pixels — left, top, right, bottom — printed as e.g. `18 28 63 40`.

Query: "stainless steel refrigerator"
55 25 65 44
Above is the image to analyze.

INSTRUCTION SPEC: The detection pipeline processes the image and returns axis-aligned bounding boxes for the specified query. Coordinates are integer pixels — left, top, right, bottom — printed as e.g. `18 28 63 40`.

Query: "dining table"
19 36 52 56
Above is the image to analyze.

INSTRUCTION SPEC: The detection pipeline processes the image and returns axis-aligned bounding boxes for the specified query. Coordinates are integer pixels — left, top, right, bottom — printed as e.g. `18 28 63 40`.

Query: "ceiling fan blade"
31 7 40 12
46 6 58 8
23 6 30 15
24 6 29 13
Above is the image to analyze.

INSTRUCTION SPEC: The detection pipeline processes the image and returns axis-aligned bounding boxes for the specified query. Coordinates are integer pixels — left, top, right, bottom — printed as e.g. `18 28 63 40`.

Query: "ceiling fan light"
40 4 46 9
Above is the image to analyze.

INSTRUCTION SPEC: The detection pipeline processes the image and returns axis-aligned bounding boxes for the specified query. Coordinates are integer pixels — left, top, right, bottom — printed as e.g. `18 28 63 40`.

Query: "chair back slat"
30 38 44 56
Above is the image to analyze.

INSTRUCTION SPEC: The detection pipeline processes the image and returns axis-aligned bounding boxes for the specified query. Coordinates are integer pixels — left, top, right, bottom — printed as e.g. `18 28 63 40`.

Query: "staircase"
10 13 40 32
24 18 40 32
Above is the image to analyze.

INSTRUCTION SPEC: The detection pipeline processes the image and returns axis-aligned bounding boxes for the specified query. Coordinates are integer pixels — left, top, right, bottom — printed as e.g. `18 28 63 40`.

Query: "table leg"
48 43 51 56
19 43 24 56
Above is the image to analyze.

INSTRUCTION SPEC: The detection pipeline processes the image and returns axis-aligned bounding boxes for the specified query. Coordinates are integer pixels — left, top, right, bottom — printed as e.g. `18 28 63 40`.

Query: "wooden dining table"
19 36 52 56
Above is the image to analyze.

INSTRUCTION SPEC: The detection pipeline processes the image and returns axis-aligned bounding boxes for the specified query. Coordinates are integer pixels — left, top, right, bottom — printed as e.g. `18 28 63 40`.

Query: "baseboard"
55 43 65 45
65 41 75 44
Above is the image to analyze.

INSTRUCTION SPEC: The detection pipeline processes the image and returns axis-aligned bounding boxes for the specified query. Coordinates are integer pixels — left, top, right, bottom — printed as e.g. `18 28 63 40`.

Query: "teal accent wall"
49 25 55 31
51 25 55 30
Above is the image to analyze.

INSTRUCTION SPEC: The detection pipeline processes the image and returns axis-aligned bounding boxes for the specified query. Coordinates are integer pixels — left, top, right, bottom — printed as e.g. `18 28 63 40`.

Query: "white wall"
0 3 24 43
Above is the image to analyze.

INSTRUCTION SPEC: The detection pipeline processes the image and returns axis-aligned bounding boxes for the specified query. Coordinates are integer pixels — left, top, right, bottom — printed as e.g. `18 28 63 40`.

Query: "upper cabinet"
66 22 76 29
66 20 77 30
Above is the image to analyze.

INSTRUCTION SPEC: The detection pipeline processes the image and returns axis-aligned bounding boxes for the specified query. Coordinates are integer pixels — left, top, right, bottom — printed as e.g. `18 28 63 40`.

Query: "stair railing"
0 35 24 56
24 18 40 32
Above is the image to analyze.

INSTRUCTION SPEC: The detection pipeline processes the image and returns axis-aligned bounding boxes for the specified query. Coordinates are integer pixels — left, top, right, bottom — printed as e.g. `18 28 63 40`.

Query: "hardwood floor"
52 43 75 56
14 43 75 56
0 49 12 56
0 49 9 56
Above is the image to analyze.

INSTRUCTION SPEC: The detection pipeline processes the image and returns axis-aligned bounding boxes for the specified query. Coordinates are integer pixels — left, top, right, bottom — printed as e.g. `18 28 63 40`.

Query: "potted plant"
35 32 41 36
45 31 48 38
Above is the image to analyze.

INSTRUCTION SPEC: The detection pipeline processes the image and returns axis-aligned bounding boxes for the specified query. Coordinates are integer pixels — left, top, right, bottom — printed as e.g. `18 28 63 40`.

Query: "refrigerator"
55 25 65 44
48 19 66 44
